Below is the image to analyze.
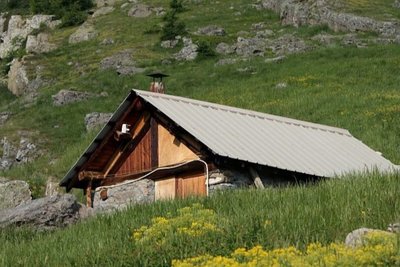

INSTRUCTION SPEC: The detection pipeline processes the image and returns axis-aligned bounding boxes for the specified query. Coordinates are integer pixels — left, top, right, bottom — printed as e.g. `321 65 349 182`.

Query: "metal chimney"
146 71 169 94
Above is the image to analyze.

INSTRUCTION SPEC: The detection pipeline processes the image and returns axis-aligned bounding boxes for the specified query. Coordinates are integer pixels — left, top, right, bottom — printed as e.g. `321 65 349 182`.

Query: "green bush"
161 9 186 41
29 0 93 27
196 40 216 59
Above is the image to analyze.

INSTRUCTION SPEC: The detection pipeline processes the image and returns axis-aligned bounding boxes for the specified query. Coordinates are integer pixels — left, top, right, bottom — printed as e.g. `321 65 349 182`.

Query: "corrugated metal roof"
60 89 398 188
136 90 396 178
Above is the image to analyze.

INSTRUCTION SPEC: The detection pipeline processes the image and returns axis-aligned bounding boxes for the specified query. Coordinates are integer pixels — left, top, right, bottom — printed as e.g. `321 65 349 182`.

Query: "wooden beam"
86 180 92 208
249 167 264 189
78 171 105 181
103 112 151 176
150 118 159 168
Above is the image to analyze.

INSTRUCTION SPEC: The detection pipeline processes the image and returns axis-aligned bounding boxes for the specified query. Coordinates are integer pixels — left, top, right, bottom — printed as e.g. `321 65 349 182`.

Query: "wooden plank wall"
115 128 152 175
158 124 198 166
177 172 206 198
155 177 176 200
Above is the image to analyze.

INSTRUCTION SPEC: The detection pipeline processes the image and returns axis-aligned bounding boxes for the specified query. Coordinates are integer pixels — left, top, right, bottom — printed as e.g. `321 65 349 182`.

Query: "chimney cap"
146 71 169 78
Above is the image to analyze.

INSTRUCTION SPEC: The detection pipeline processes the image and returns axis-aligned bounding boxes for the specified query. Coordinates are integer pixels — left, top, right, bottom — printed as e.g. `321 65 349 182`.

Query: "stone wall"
92 178 154 213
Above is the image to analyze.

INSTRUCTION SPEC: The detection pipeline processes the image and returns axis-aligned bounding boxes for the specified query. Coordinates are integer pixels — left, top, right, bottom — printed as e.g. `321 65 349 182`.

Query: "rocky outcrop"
7 58 29 96
259 0 400 37
26 33 57 54
94 0 117 8
174 37 198 61
195 25 226 36
1 136 40 170
216 42 235 55
93 179 154 213
100 50 145 75
45 177 62 197
7 58 47 98
0 194 82 230
128 4 152 18
52 89 93 106
0 178 32 211
345 227 396 248
269 34 310 55
92 6 115 18
0 15 60 59
68 22 98 44
234 36 266 57
0 112 11 125
208 169 253 194
394 0 400 9
84 112 113 131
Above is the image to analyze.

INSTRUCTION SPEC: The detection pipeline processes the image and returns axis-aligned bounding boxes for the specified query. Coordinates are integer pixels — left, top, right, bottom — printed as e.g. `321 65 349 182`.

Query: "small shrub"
196 40 216 59
170 0 184 13
161 9 186 41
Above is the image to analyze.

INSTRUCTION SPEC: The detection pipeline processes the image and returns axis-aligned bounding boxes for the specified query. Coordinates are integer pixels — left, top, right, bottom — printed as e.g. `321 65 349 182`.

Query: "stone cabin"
60 89 397 211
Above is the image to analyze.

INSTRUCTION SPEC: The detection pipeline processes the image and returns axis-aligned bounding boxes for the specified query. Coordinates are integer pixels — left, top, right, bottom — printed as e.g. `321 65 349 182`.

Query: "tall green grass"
0 172 399 266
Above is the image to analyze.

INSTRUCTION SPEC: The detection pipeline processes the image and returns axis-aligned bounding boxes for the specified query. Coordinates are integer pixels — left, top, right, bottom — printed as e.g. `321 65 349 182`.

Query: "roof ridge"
134 90 352 137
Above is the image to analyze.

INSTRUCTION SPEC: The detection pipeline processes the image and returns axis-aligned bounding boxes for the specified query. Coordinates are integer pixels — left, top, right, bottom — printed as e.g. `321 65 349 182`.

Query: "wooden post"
249 167 264 189
86 180 92 208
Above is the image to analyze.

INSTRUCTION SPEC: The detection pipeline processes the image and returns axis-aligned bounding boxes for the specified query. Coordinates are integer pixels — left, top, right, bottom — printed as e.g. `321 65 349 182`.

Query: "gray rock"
84 112 113 131
260 0 400 38
69 22 98 44
341 34 367 47
26 33 57 54
161 39 179 49
0 194 82 230
7 58 29 96
275 82 287 89
94 0 117 8
252 22 265 30
100 38 114 45
52 89 92 106
153 7 166 16
0 13 6 33
0 15 60 59
208 168 252 195
173 37 198 61
0 179 32 211
0 137 17 170
45 177 62 197
256 29 274 39
128 4 152 18
345 228 394 248
270 34 309 55
92 6 115 17
234 37 266 57
394 0 400 9
195 25 226 36
0 112 11 125
216 42 234 55
388 222 400 233
100 50 145 75
121 2 130 9
15 138 36 163
93 179 154 213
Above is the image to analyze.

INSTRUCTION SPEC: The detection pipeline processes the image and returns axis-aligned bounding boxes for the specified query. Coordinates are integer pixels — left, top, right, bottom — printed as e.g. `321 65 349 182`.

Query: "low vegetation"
0 172 399 266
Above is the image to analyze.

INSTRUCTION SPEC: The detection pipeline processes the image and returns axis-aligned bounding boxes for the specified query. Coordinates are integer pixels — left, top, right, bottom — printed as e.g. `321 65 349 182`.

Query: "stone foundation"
92 178 154 213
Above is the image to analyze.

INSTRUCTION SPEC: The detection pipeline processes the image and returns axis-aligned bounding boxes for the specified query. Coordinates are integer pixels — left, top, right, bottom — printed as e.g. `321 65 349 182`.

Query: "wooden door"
177 173 206 198
155 176 176 200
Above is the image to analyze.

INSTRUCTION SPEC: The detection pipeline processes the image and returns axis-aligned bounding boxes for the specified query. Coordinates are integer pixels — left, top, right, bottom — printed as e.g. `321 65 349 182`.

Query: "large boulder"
0 112 11 126
0 194 82 230
100 50 145 75
269 34 310 55
0 178 32 211
0 137 17 170
128 4 152 18
92 6 115 18
52 89 92 106
195 25 226 36
26 33 57 54
0 15 60 59
234 37 266 57
345 227 396 248
174 37 198 61
7 59 29 97
84 112 113 131
93 179 154 213
69 22 98 44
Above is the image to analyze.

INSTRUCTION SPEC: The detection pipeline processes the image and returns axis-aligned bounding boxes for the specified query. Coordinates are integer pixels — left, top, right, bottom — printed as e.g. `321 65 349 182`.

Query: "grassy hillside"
0 172 399 266
0 0 399 265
